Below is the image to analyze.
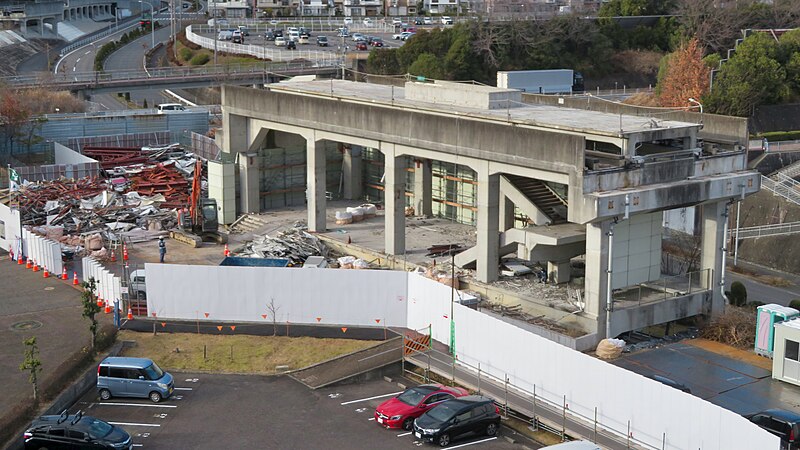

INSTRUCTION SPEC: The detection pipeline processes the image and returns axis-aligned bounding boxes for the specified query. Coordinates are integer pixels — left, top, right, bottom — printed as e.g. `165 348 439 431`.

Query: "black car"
274 29 284 37
24 410 132 450
413 395 500 447
287 40 297 50
747 409 800 449
317 36 328 46
265 31 275 41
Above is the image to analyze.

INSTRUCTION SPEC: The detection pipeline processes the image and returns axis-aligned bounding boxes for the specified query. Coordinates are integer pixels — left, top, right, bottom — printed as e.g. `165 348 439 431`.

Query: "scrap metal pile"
233 224 329 266
13 143 203 257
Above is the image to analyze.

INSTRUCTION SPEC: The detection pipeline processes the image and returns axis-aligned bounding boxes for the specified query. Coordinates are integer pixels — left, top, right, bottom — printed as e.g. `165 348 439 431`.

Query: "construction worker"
158 237 166 263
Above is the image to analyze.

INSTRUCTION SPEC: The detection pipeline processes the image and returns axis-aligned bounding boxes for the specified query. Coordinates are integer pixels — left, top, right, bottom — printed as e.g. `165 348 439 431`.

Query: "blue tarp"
219 256 290 267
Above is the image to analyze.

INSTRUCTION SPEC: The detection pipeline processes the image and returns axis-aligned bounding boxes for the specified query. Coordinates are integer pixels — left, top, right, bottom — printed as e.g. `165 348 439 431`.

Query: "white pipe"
605 217 618 338
720 202 732 304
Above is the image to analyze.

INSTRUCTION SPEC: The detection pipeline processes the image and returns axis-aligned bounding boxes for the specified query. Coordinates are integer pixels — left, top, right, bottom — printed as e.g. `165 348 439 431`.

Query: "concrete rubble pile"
233 224 329 266
14 143 202 258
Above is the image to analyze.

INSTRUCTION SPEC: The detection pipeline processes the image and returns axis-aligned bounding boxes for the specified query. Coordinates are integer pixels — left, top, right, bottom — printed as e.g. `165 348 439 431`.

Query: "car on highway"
23 410 133 450
232 30 243 43
338 27 350 37
413 395 501 447
317 36 328 46
370 37 384 47
238 25 250 36
423 17 433 25
363 17 373 26
441 16 453 25
414 17 423 25
375 384 469 430
351 32 364 42
275 36 287 46
392 18 402 26
355 41 368 51
392 31 408 40
344 17 353 26
747 409 800 449
217 30 233 40
402 32 416 41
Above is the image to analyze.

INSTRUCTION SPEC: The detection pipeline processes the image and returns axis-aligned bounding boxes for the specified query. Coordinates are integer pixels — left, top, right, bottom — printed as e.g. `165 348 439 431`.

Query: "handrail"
761 175 800 207
734 221 800 239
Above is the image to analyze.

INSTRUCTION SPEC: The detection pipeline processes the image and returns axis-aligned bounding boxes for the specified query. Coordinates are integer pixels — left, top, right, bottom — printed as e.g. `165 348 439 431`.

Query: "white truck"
496 69 584 95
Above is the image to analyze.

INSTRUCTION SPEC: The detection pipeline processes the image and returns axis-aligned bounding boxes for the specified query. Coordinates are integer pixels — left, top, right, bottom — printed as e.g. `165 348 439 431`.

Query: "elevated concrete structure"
218 79 759 346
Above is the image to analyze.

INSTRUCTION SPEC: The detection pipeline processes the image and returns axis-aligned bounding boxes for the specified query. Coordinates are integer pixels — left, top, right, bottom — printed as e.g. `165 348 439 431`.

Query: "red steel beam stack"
82 146 150 169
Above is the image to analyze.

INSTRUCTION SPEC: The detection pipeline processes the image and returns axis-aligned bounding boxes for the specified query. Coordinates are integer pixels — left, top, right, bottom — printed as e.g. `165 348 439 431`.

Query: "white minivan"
156 103 186 113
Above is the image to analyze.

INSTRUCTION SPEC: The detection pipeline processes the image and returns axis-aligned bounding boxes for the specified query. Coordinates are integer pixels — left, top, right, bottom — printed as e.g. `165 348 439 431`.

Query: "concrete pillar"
700 201 728 317
238 152 260 213
584 220 611 337
499 195 514 232
548 260 571 284
413 158 432 217
39 19 44 35
475 167 500 283
222 113 248 154
306 139 327 232
342 145 362 200
383 144 405 255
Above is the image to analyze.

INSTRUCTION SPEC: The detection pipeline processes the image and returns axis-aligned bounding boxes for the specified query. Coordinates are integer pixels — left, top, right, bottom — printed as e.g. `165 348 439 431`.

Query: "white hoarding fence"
144 263 408 327
0 202 22 256
81 257 122 310
21 228 63 276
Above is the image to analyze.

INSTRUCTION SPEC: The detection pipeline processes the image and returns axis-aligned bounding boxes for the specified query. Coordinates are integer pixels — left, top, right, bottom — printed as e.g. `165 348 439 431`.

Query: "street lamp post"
140 0 155 49
688 97 703 124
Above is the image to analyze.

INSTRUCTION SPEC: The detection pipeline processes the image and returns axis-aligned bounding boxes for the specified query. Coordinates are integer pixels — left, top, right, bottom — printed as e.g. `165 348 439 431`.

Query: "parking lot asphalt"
67 373 540 449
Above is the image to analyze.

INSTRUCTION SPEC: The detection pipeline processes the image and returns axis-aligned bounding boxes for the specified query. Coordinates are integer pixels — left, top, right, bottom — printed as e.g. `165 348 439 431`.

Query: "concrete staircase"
56 21 87 42
503 175 567 224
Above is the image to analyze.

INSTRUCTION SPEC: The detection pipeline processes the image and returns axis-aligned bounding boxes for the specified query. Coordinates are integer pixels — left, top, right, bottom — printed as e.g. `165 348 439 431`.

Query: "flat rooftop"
270 79 701 138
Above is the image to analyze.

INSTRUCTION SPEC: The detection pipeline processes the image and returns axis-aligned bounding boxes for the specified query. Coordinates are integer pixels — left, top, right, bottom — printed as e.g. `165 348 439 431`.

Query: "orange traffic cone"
43 267 49 278
18 254 24 265
72 272 79 285
123 244 129 261
25 257 31 269
32 260 39 272
61 267 68 280
223 244 230 257
96 295 103 308
127 308 134 320
104 301 111 314
110 249 116 262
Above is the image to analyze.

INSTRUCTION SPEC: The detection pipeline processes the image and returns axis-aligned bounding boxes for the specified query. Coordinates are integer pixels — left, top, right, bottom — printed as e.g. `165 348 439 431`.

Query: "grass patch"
173 39 265 66
117 330 377 374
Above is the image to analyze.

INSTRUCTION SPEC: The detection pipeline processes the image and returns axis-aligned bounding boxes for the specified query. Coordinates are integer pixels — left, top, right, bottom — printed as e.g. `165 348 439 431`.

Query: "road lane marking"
174 387 193 391
72 66 76 72
340 391 402 405
397 432 411 437
368 417 375 421
109 422 161 427
75 57 80 63
85 50 91 55
96 402 177 408
447 437 497 449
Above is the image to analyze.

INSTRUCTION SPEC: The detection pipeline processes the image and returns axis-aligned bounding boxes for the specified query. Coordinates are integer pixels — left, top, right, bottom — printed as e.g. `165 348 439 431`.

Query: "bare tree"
267 298 280 337
676 0 761 55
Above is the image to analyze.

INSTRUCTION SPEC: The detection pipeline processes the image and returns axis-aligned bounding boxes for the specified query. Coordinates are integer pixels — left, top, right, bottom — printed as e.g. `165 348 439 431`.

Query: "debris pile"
12 143 202 258
233 225 328 266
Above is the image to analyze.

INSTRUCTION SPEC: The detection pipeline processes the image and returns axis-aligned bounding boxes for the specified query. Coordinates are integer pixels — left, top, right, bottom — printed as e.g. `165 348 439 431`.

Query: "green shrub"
758 131 800 141
189 53 210 66
124 92 130 101
143 99 148 108
729 281 748 307
789 299 800 311
179 47 194 61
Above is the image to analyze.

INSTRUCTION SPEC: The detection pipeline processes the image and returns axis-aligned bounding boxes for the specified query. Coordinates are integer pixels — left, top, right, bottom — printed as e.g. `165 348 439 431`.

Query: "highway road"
725 259 800 307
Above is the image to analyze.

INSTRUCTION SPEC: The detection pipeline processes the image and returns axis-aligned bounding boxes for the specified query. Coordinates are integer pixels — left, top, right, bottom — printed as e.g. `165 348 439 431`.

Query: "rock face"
737 190 800 274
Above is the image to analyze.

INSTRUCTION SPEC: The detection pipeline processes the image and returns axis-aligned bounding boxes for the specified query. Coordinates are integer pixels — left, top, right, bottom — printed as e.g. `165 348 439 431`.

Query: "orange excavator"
170 159 227 247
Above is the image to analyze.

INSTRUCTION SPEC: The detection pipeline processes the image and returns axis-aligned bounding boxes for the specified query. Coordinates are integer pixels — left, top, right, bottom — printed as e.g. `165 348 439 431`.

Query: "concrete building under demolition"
214 79 759 348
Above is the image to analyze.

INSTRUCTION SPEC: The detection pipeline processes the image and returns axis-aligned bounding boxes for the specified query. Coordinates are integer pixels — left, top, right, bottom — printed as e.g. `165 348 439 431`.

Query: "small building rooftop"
268 79 700 138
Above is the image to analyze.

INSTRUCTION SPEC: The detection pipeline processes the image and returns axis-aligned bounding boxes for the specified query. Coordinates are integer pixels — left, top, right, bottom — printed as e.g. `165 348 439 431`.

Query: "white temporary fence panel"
145 264 408 327
405 273 778 450
81 257 122 307
0 203 22 255
22 228 63 276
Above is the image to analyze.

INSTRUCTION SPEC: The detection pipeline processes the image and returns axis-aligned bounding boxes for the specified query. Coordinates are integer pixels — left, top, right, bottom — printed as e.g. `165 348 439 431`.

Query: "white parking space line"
397 432 411 437
174 387 193 391
132 445 143 448
368 417 375 421
108 422 161 427
340 391 402 405
447 437 497 449
95 402 177 408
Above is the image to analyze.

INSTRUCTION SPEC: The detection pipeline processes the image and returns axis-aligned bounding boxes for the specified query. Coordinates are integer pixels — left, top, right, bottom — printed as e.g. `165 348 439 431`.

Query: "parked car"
237 25 250 36
231 30 243 43
217 30 233 40
97 357 174 403
355 41 368 51
414 17 423 25
23 410 133 450
747 409 800 450
317 36 328 46
275 36 287 46
441 16 453 25
287 39 297 50
273 29 284 37
299 27 311 36
363 17 373 26
298 35 309 45
375 384 469 430
392 18 402 26
423 17 433 25
265 30 275 41
413 395 501 447
288 31 300 42
344 17 353 25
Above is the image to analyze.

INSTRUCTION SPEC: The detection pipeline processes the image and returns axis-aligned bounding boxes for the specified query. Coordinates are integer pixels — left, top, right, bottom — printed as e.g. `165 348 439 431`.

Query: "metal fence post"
562 395 567 441
531 386 538 431
477 362 481 395
627 420 631 449
662 432 666 450
504 375 509 417
594 406 598 443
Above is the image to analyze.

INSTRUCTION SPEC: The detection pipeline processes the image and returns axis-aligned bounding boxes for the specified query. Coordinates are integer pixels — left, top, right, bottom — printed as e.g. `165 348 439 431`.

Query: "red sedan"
374 384 469 430
355 41 368 51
